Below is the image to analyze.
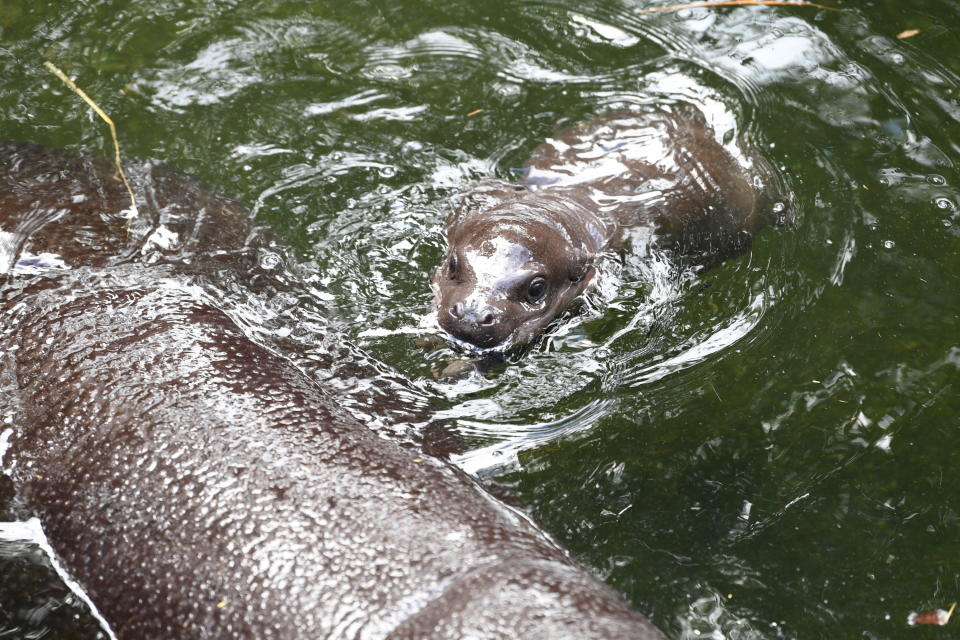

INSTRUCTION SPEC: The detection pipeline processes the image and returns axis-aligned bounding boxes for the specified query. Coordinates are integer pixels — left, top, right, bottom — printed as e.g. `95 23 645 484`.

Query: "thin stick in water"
43 61 139 219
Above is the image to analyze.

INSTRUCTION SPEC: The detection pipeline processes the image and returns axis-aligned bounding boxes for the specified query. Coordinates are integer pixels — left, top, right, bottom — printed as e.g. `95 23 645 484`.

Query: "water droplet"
935 197 954 210
882 240 895 249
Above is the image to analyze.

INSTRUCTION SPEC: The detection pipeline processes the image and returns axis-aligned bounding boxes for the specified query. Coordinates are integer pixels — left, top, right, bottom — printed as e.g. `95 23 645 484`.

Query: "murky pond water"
2 0 960 637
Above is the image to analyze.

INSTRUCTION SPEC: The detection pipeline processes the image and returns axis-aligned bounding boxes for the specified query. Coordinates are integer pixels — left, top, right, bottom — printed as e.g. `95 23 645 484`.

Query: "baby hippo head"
433 214 596 351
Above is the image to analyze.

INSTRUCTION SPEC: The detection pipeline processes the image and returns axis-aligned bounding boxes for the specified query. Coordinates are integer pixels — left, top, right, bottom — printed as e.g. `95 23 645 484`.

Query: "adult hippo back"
0 142 663 639
433 109 785 350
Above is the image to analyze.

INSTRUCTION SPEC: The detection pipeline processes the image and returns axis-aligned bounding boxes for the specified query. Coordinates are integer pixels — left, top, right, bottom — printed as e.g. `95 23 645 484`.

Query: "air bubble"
926 174 946 185
379 166 397 178
882 240 895 249
772 202 785 213
934 197 954 210
367 63 412 80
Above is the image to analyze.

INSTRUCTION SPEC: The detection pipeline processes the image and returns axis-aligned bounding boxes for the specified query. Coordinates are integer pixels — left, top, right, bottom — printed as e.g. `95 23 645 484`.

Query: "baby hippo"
433 108 781 351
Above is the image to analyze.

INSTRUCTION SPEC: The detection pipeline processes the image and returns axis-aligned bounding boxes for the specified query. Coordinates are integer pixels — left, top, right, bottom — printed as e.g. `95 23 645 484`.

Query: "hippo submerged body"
0 143 663 638
433 109 783 350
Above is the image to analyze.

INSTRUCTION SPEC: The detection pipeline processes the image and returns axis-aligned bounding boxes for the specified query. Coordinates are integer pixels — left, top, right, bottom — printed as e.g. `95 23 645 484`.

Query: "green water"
2 0 960 638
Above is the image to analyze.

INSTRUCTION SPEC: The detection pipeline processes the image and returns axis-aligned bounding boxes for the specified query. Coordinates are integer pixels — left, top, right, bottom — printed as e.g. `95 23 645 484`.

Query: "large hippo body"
0 143 662 638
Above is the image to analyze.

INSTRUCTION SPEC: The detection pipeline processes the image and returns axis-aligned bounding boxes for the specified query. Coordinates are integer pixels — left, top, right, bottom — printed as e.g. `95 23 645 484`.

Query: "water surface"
2 0 960 638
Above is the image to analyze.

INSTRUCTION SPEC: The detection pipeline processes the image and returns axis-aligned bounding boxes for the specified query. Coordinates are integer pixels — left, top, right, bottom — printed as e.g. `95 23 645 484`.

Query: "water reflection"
3 0 960 637
449 398 616 476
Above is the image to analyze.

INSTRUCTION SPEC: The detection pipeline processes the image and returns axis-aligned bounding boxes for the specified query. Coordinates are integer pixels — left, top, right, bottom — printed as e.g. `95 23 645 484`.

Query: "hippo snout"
450 301 496 327
440 300 510 349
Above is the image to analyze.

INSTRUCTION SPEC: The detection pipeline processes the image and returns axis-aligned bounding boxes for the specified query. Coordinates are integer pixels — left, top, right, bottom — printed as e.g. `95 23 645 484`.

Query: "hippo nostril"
447 302 497 331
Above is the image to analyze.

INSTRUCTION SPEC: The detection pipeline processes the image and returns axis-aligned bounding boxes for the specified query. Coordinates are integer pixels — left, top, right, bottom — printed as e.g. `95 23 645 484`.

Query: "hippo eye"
527 277 547 303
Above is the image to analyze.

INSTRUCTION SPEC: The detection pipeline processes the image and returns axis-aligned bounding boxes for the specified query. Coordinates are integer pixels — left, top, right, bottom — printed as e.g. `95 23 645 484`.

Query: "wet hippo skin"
433 109 783 351
0 143 664 639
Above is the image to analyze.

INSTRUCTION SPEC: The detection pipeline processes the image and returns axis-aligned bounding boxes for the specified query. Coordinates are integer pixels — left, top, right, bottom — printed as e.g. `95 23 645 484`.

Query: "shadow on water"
2 0 960 637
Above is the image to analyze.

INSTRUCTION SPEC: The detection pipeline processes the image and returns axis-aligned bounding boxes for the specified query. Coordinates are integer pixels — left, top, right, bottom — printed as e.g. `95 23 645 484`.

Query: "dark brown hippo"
433 109 783 351
0 142 664 639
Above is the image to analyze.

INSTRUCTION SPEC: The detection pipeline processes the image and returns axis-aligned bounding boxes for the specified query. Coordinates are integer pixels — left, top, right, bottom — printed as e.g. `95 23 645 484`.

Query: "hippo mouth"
437 324 517 356
441 334 514 362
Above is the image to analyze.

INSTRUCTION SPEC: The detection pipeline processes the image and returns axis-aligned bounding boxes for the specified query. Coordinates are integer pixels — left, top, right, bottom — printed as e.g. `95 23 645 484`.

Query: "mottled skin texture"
0 142 664 639
433 109 781 350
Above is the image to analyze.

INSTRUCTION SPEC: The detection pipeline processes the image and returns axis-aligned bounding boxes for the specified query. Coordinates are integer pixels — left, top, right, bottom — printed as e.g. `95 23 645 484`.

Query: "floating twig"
908 602 957 626
43 61 138 219
637 1 841 15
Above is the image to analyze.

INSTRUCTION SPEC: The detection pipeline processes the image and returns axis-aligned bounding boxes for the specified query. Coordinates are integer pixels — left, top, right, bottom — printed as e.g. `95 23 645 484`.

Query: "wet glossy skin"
434 109 779 350
0 142 664 639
